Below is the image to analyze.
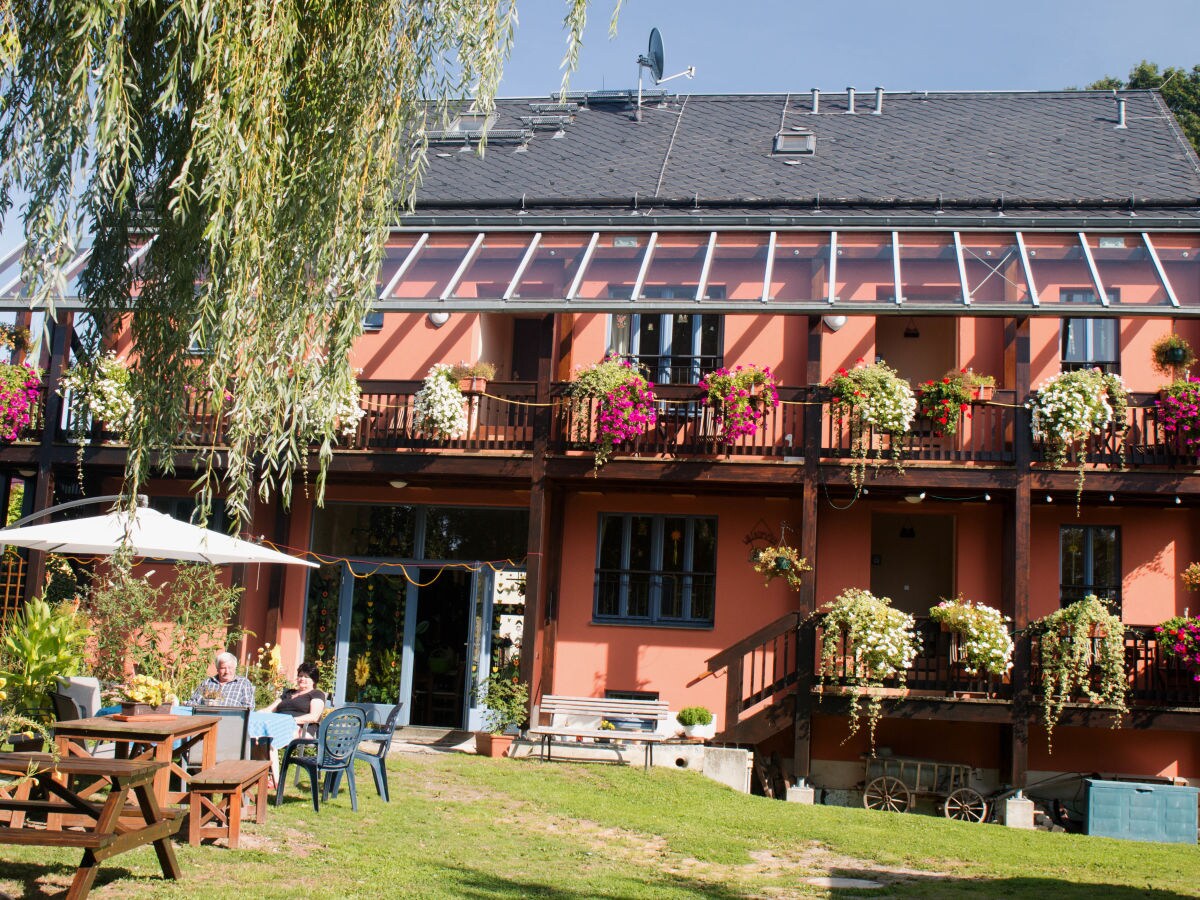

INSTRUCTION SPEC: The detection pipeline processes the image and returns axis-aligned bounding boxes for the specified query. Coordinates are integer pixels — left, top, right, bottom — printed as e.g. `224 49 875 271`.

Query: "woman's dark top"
276 688 326 717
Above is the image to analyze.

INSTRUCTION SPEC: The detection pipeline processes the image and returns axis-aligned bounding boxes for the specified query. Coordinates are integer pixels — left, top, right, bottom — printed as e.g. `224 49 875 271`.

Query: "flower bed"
698 364 779 444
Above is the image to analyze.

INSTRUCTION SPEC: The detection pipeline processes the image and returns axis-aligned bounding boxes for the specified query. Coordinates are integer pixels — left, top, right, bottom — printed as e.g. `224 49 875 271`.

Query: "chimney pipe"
810 88 819 115
1115 97 1127 129
873 86 884 115
846 86 856 114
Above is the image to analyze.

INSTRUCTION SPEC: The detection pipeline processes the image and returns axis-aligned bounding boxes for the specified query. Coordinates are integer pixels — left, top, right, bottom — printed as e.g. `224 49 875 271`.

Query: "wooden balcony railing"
37 380 1200 473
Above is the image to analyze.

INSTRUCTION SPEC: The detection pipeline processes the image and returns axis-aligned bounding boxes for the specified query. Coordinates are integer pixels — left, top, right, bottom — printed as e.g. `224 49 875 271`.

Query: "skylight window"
774 130 815 154
450 111 494 133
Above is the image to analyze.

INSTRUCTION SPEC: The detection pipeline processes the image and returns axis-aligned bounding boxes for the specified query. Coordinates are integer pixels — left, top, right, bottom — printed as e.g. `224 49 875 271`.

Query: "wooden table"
0 752 182 899
54 714 219 807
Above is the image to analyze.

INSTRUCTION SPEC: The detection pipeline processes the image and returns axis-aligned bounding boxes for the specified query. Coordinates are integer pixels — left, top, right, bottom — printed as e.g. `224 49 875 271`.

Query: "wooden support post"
799 315 823 617
25 315 71 601
792 620 816 783
521 314 556 705
1004 315 1031 790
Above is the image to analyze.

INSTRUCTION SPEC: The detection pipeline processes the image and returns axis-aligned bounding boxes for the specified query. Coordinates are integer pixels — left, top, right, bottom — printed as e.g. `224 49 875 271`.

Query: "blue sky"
500 0 1200 96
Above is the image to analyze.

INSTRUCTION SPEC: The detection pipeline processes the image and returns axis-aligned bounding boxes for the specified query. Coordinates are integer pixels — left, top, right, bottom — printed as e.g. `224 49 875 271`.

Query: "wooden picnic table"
53 713 220 808
0 752 182 899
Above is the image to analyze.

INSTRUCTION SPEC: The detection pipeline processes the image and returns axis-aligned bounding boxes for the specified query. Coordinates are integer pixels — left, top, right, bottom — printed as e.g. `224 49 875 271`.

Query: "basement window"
774 130 815 154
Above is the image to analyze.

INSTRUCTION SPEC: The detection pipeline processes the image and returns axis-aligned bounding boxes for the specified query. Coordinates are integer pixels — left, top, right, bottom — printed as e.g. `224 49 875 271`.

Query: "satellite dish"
647 28 664 83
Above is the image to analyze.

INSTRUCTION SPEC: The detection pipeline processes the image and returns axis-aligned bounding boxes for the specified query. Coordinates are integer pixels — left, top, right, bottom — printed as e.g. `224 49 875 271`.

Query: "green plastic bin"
1086 779 1198 844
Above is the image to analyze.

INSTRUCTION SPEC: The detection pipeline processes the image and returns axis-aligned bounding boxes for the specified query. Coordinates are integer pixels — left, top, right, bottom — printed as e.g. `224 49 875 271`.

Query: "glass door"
343 572 409 710
410 569 473 727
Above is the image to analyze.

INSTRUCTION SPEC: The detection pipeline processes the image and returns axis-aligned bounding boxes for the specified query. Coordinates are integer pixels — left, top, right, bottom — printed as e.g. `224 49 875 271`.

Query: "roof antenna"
636 28 695 121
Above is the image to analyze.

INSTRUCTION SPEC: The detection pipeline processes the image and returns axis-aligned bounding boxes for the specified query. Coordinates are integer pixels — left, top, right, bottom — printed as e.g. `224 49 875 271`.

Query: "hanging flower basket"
1029 368 1127 513
0 362 42 442
1155 615 1200 682
412 364 468 439
1156 377 1200 460
566 354 658 472
826 359 916 489
928 595 1013 678
915 369 974 437
818 588 921 750
697 364 779 444
750 544 811 592
1030 594 1127 751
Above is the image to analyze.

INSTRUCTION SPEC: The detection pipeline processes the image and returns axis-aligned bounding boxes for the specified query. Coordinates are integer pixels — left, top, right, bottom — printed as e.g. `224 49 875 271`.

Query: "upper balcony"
19 381 1195 478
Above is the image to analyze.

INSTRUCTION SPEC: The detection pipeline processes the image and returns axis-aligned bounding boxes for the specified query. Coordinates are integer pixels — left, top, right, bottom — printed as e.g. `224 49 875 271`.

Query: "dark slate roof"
408 90 1200 227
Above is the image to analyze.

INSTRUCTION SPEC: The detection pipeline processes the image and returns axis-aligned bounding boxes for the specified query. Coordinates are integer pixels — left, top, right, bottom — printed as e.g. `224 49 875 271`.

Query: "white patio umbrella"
0 505 317 567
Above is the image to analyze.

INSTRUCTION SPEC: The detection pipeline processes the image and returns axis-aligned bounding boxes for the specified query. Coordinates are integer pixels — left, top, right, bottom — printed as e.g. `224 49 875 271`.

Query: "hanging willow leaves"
0 0 613 526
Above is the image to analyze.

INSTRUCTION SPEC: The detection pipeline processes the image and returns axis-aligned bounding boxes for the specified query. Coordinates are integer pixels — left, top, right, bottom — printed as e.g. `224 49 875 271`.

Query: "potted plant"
1155 377 1200 460
915 369 973 437
450 360 497 393
697 364 779 444
1155 615 1200 682
412 364 468 439
1030 594 1127 750
114 673 174 715
1151 333 1195 382
566 354 658 472
0 596 91 718
818 588 921 749
1182 562 1200 592
475 670 529 758
58 351 135 440
928 595 1013 679
750 544 811 592
965 369 996 402
826 359 916 489
1029 368 1128 513
0 362 42 442
676 705 716 740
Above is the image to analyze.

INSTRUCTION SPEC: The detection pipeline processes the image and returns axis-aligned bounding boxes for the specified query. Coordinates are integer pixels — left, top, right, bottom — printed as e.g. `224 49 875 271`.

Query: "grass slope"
0 753 1196 898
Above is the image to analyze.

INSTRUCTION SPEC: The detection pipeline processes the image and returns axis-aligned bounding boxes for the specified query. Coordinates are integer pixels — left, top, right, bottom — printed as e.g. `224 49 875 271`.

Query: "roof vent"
1115 97 1128 129
774 129 815 154
846 86 856 114
873 86 884 115
810 88 820 114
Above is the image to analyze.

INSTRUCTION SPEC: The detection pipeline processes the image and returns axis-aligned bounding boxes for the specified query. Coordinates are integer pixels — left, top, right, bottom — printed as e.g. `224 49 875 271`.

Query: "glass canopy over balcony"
1 229 1197 315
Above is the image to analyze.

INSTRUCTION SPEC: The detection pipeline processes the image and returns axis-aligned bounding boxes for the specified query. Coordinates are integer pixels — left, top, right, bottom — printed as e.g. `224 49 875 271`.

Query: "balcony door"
870 513 955 617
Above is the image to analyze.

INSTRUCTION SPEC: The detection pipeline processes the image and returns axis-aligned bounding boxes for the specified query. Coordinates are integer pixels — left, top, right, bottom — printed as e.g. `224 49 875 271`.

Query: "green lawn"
1 752 1197 898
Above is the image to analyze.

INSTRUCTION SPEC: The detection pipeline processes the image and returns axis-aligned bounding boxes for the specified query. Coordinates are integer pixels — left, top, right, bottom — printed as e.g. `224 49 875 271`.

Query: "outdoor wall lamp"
389 479 408 489
427 311 451 328
904 492 925 504
823 315 847 332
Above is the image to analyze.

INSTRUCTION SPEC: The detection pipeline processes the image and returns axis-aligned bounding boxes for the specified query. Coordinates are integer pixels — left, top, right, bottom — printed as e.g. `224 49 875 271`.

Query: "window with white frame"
1061 289 1120 373
608 286 723 385
594 513 717 627
1060 525 1121 610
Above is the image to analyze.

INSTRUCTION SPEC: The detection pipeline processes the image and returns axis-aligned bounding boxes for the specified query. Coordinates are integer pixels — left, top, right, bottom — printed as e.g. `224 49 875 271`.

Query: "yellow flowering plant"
119 674 172 708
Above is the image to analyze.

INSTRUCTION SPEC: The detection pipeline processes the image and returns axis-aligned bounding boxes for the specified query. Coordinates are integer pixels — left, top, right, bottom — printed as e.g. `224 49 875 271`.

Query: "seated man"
189 651 255 707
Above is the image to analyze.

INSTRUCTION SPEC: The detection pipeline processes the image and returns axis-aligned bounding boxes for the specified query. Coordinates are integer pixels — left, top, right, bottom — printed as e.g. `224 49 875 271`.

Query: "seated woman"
260 661 326 739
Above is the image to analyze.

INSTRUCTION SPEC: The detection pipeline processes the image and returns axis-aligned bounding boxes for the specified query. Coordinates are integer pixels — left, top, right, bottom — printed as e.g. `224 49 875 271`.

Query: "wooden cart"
861 753 989 821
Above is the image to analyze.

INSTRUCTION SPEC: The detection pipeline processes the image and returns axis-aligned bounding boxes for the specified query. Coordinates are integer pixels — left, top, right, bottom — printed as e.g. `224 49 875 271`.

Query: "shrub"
676 706 713 727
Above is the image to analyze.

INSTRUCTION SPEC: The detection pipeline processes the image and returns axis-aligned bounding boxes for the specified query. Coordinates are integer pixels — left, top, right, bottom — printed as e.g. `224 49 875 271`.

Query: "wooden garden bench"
187 758 270 848
527 695 671 771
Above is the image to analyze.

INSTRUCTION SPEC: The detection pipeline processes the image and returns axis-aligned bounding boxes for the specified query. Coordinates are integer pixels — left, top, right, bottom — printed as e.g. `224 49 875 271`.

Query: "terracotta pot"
475 731 515 758
458 377 488 393
973 385 995 402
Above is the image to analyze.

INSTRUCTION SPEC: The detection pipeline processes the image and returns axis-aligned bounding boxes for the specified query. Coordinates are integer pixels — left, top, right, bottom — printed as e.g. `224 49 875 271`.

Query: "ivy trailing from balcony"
818 588 921 750
827 360 916 489
1029 368 1128 513
1030 594 1127 752
567 355 658 473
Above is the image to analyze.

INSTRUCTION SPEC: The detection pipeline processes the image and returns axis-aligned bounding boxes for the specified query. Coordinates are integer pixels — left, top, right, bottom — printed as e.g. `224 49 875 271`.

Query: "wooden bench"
187 759 270 848
0 752 182 900
527 696 671 771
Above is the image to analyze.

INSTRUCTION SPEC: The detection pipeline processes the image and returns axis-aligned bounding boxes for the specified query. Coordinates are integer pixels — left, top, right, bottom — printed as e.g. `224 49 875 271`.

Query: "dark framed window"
608 286 724 385
594 513 717 627
1060 525 1121 610
1061 290 1119 373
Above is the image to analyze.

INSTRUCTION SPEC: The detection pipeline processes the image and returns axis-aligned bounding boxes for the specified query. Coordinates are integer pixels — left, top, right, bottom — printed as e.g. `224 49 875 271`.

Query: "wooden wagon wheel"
863 775 911 813
943 787 988 822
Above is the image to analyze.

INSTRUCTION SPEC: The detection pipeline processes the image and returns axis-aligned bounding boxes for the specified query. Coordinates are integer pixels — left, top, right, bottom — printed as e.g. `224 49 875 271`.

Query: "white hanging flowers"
58 352 135 436
826 359 917 489
929 595 1013 678
413 364 467 439
1028 368 1127 511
